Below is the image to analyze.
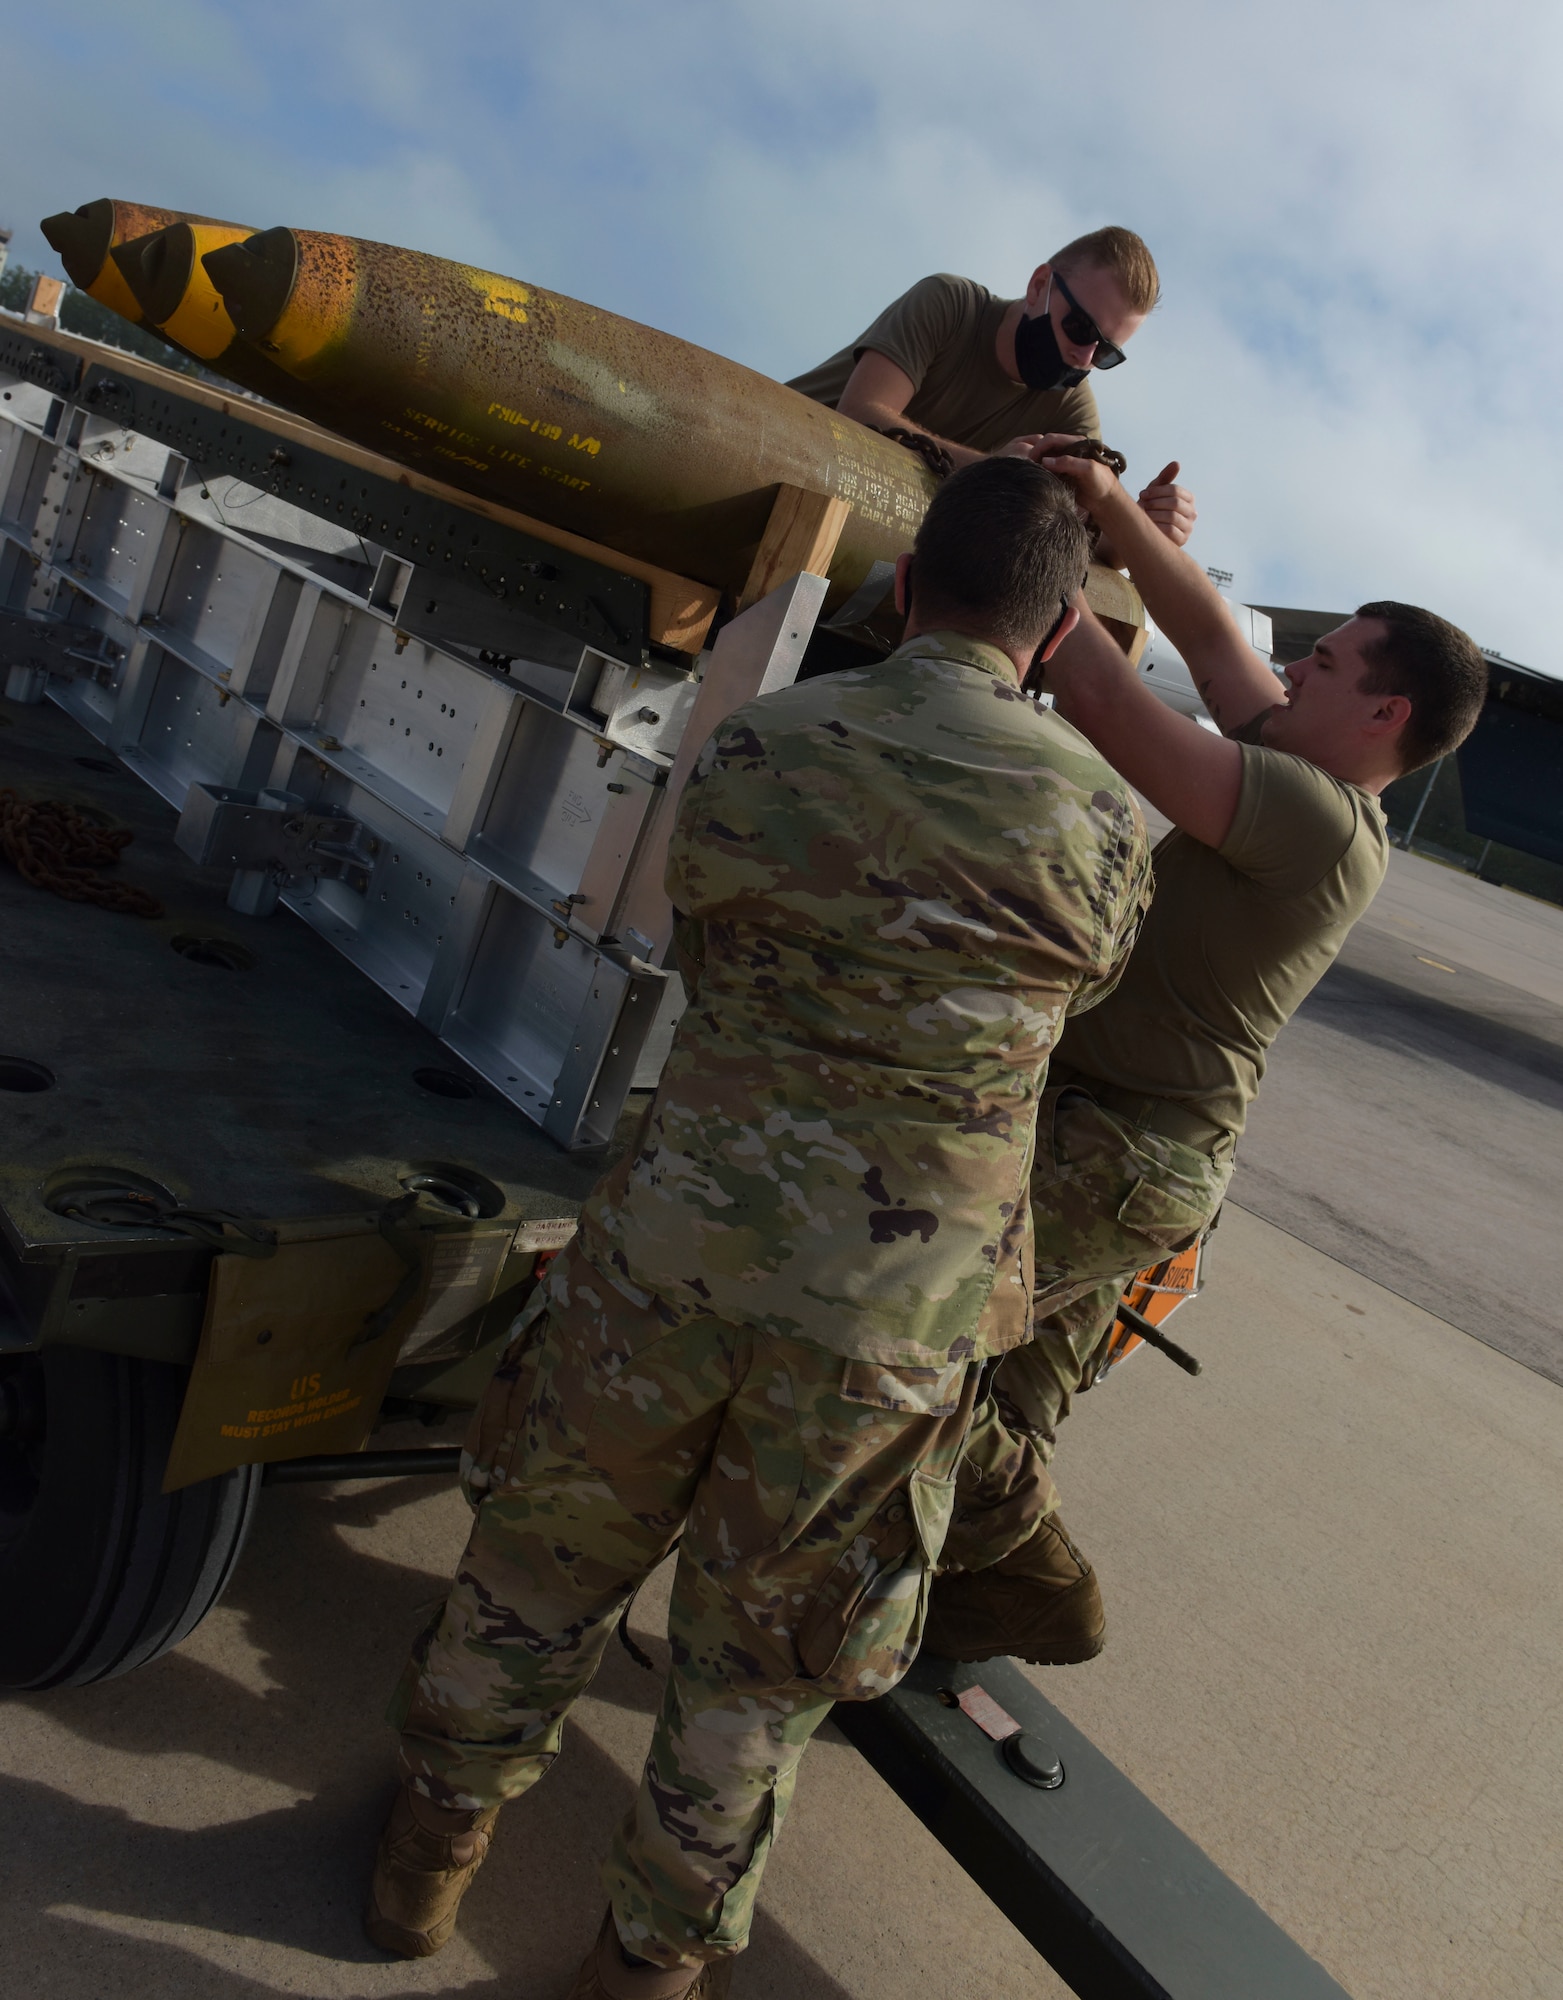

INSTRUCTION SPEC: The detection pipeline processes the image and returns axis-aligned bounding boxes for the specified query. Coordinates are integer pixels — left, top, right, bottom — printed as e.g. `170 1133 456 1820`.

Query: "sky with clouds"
3 1 1560 670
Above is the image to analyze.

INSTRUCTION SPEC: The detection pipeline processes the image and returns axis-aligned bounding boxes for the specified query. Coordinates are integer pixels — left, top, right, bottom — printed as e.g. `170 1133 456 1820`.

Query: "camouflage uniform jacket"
579 632 1151 1367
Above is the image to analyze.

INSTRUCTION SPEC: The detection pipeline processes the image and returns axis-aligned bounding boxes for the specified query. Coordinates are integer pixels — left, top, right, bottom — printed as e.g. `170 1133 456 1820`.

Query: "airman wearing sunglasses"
789 225 1196 554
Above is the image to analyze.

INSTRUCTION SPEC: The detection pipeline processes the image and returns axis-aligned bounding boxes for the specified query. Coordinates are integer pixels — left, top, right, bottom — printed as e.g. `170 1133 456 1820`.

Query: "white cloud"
3 0 1558 664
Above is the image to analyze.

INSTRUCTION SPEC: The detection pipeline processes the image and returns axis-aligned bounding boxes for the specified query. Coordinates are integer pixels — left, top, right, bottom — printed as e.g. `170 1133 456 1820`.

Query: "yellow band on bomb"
159 223 255 360
262 233 359 374
86 256 148 326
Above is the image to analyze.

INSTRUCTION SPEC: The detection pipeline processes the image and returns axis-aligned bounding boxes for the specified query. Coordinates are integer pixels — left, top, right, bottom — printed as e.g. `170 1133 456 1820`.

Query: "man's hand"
1038 450 1120 507
1137 460 1197 547
1038 449 1128 566
1041 449 1279 741
995 430 1090 462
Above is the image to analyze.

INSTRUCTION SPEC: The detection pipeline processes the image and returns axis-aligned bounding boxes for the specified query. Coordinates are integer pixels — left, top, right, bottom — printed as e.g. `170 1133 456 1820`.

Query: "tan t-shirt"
787 273 1102 452
1054 713 1390 1137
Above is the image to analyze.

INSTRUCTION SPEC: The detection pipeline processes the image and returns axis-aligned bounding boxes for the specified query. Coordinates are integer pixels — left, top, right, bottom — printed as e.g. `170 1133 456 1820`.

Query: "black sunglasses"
1051 270 1127 371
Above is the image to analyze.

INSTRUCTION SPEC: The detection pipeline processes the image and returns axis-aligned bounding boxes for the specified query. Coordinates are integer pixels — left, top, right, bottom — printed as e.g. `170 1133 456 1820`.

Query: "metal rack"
0 318 824 1147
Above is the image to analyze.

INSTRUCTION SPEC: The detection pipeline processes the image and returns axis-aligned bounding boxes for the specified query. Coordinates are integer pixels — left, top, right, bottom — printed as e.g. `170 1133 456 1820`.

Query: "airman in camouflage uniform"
366 457 1150 1995
932 1080 1233 1662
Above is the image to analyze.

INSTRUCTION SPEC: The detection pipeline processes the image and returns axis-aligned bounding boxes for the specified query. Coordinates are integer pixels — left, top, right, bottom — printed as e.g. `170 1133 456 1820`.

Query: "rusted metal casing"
197 226 937 616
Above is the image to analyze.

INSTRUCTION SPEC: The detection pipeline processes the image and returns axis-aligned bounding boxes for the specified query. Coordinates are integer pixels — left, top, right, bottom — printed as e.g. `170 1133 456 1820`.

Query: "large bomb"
195 225 936 611
41 204 1146 647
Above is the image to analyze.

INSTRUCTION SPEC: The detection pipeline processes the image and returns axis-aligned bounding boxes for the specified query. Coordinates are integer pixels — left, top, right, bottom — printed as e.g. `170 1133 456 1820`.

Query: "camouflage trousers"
390 1239 978 1969
943 1080 1231 1573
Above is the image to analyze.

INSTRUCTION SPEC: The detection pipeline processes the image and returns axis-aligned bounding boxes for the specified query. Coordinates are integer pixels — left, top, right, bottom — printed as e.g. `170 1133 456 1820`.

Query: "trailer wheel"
0 1347 260 1690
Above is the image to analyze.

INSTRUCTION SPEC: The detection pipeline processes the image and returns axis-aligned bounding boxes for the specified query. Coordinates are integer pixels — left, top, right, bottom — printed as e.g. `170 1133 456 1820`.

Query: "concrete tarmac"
4 842 1560 2000
1233 845 1563 1383
7 1212 1559 2000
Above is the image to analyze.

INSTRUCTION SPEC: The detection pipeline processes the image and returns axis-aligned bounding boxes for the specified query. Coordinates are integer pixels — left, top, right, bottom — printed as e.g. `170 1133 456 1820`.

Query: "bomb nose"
40 200 116 287
110 225 197 326
204 227 298 343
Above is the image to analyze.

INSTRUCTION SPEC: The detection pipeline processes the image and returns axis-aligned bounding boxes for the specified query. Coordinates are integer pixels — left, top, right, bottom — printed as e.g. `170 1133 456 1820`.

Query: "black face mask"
1013 305 1088 393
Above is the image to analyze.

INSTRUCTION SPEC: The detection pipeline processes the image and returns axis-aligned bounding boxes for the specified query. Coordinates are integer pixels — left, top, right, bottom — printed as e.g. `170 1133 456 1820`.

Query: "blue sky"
4 1 1561 669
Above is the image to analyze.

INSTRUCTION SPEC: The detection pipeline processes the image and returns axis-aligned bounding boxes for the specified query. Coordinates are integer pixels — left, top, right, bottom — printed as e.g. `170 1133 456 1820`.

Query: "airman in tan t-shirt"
928 447 1489 1672
789 228 1198 550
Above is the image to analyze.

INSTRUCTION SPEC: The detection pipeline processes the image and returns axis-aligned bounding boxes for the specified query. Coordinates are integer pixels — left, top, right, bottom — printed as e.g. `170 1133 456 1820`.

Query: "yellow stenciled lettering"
468 271 532 325
567 435 603 455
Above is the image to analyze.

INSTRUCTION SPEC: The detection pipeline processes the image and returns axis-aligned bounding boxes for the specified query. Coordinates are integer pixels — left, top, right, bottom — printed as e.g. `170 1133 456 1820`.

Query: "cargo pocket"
707 1788 780 1952
840 1355 966 1416
1030 1090 1138 1310
458 1281 549 1506
1115 1160 1222 1257
795 1467 955 1701
1043 1085 1118 1178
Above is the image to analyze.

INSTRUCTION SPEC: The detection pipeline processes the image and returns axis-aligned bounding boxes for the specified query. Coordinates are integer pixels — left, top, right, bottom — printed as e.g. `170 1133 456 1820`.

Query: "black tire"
0 1346 260 1690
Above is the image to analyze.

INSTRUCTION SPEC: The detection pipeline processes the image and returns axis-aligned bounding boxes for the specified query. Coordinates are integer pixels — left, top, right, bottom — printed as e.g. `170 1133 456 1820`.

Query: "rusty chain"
871 425 957 480
0 789 164 918
1049 436 1129 476
873 426 1128 483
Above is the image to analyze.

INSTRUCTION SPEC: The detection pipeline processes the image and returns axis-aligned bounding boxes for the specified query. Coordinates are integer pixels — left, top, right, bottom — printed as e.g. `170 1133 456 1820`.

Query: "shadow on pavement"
4 1480 855 1999
1306 960 1563 1103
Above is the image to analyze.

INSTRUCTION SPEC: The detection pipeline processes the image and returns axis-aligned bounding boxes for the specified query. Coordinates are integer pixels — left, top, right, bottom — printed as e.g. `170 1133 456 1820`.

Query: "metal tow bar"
835 1653 1353 2000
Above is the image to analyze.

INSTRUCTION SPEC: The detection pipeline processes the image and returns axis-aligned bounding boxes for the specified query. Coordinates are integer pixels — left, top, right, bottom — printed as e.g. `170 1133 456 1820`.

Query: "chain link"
870 425 957 481
1049 437 1129 476
0 789 164 918
872 428 1129 483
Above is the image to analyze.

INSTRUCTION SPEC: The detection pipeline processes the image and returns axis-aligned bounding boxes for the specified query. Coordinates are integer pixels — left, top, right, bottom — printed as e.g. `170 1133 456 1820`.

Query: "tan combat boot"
564 1909 735 1999
363 1780 501 1956
922 1511 1106 1666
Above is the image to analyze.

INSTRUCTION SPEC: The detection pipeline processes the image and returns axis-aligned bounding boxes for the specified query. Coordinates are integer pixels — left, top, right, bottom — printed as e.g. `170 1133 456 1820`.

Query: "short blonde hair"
1048 227 1160 313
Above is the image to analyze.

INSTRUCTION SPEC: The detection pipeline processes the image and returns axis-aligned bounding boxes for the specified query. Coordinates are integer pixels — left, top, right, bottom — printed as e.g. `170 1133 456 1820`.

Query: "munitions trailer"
0 313 834 1688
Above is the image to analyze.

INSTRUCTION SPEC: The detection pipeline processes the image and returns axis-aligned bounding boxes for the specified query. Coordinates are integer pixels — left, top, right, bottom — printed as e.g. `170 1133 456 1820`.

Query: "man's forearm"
1045 609 1140 738
838 396 983 467
1088 483 1232 654
1081 485 1273 733
1091 532 1126 571
1041 605 1244 849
